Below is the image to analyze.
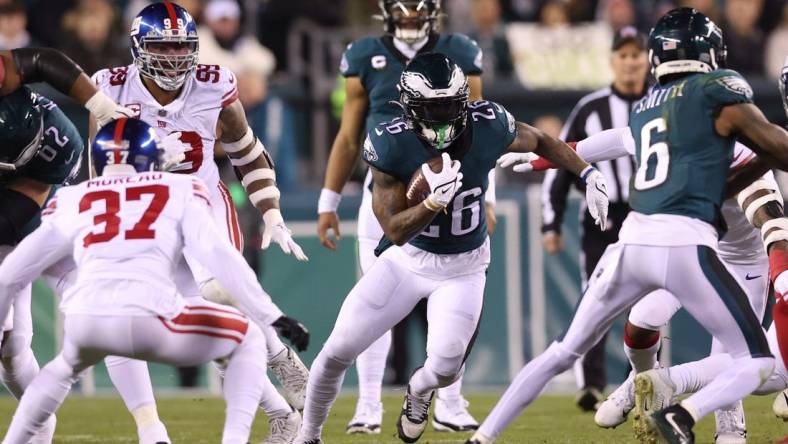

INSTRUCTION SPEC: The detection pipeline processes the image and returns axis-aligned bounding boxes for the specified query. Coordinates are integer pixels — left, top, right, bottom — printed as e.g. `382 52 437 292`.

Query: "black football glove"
272 316 310 352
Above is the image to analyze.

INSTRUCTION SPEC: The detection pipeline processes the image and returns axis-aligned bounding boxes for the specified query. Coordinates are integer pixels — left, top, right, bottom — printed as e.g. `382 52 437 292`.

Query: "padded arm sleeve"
181 197 284 326
575 127 634 163
12 47 83 94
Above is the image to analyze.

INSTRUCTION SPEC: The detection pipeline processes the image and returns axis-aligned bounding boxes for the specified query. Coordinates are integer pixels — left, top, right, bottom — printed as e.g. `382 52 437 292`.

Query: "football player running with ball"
470 8 788 444
317 0 494 433
296 52 609 444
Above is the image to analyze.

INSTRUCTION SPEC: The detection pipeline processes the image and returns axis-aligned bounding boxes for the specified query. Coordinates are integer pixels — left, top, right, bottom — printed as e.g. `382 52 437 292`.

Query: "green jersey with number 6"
363 100 515 254
628 69 753 231
0 88 84 242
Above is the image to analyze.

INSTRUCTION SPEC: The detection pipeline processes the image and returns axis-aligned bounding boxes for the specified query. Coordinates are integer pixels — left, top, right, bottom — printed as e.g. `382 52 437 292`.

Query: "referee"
541 27 650 411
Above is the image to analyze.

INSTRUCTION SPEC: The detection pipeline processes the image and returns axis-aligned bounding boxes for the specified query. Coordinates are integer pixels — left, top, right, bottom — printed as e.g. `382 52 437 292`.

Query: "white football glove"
583 167 610 231
497 152 540 173
84 91 135 128
159 132 189 171
262 209 309 261
422 152 463 210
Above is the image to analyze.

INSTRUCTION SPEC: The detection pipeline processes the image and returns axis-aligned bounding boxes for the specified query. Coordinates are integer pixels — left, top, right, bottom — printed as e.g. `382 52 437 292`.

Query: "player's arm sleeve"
575 127 632 162
11 48 84 95
450 34 484 75
0 219 71 325
181 190 284 326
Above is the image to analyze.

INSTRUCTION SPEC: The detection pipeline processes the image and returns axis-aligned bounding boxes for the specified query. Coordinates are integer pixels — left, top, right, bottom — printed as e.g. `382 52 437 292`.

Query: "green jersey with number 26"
363 100 515 255
628 69 753 232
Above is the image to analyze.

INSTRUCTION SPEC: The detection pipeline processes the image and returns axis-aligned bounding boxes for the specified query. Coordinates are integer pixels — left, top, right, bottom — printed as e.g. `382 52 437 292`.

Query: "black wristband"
0 188 42 245
12 47 83 95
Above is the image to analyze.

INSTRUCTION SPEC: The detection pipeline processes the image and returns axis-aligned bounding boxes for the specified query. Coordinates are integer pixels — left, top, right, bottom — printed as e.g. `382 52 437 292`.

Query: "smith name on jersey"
363 100 515 255
0 88 84 243
628 68 754 233
341 33 483 134
91 64 238 191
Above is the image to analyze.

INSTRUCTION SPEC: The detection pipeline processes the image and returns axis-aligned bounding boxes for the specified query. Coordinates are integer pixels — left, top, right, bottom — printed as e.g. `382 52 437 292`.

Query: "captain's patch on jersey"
371 55 387 70
362 136 378 162
716 76 753 100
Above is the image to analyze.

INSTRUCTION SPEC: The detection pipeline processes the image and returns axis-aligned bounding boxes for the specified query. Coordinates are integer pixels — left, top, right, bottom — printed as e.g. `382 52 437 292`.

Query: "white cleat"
346 400 383 434
595 371 635 428
774 389 788 420
29 415 56 444
269 347 308 411
633 368 676 444
715 401 746 444
432 396 479 432
396 386 434 443
138 419 171 444
261 409 301 444
466 431 494 443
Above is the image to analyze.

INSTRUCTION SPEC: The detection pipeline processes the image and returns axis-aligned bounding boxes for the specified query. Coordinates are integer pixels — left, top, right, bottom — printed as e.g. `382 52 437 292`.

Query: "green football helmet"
398 52 469 150
648 7 726 83
0 87 44 173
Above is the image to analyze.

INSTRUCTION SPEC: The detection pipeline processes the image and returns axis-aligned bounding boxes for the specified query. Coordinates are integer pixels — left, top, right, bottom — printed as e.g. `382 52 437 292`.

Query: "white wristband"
223 126 255 153
249 186 281 206
241 168 276 188
318 188 342 214
230 139 265 166
84 91 118 126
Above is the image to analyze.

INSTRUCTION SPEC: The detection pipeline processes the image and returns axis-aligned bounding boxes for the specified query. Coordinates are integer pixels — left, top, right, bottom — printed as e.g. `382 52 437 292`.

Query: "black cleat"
576 387 604 412
649 404 696 444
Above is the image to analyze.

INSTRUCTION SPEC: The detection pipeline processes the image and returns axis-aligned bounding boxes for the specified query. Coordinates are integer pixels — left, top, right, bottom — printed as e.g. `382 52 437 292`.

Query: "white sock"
4 355 77 444
624 341 660 373
300 352 350 440
356 331 391 405
222 327 268 444
668 353 732 395
437 372 464 402
258 378 292 419
0 346 40 399
682 356 774 419
264 325 287 360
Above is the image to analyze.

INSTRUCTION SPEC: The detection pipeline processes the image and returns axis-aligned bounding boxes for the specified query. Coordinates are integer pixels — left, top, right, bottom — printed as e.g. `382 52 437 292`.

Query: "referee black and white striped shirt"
541 84 647 236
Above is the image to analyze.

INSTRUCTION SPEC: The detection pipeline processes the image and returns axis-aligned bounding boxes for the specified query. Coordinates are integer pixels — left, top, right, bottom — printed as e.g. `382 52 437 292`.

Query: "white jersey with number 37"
91 64 239 192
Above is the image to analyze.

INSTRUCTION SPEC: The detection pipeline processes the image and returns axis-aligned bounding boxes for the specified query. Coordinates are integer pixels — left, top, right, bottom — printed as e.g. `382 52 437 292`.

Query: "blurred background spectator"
723 0 765 76
59 0 128 75
199 0 275 75
0 2 34 50
766 2 788 78
468 0 517 80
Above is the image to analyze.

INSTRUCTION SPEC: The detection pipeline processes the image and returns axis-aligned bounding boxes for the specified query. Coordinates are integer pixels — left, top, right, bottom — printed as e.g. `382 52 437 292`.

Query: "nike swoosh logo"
745 273 762 280
595 182 608 196
665 412 688 441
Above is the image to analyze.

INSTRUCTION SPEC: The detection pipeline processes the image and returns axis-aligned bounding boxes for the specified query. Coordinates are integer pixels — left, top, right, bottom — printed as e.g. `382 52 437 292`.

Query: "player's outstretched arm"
716 103 788 169
317 77 370 250
371 166 441 246
218 100 307 260
0 48 132 126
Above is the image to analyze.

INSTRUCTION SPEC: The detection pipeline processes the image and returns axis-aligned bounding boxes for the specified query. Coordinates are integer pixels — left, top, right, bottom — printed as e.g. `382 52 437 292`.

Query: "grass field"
0 393 785 443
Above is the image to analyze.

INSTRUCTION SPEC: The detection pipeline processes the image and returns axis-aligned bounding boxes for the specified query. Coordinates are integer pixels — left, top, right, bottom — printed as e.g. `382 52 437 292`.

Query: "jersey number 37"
80 185 169 247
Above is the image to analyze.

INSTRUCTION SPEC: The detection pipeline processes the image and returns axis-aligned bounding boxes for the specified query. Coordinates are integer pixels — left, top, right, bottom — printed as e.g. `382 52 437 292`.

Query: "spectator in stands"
0 2 35 50
540 0 570 27
678 0 720 23
599 0 635 31
468 0 516 81
59 0 128 75
723 0 765 76
766 3 788 78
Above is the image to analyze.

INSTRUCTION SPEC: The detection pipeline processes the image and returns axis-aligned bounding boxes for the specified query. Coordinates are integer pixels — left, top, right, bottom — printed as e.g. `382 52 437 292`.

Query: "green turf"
0 394 784 443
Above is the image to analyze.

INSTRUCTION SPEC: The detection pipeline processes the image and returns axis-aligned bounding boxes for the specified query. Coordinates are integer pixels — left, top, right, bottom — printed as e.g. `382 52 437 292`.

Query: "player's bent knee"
547 341 583 370
0 331 32 359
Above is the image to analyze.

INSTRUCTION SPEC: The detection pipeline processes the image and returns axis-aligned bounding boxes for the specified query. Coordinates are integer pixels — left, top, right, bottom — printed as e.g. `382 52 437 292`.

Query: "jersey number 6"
79 185 170 247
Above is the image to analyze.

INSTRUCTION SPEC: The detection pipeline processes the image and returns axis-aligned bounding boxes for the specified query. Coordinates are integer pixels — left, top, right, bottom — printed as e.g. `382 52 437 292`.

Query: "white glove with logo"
583 166 610 231
84 91 135 128
159 132 189 171
497 152 540 172
262 209 309 261
422 152 463 211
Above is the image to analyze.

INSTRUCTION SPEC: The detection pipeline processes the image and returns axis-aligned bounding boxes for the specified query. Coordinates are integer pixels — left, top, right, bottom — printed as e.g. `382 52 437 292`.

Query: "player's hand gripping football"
159 132 188 171
272 316 310 352
262 209 309 261
583 167 610 231
84 91 136 128
422 152 463 211
497 152 540 172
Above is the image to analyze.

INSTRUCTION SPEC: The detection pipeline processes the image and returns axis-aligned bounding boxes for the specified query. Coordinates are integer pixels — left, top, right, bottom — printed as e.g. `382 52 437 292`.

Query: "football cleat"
774 388 788 420
466 431 494 443
138 419 171 444
262 409 301 444
293 438 322 444
633 368 676 444
595 371 635 428
714 401 746 444
396 385 434 443
268 347 309 411
648 404 696 444
576 387 604 412
432 396 479 432
346 400 383 434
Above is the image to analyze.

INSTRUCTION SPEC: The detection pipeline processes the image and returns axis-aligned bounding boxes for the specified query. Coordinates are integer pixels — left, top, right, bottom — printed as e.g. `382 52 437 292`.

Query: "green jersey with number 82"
628 69 753 231
363 100 516 254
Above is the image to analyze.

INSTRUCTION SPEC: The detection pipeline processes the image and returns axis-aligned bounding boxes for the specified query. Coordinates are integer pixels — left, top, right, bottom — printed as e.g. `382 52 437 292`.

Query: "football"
406 156 443 207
